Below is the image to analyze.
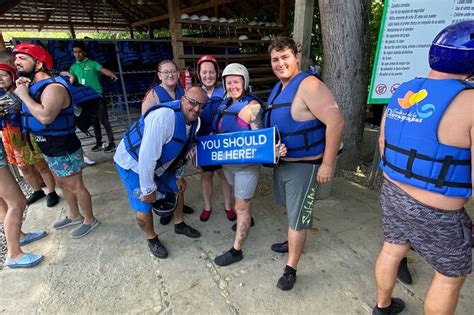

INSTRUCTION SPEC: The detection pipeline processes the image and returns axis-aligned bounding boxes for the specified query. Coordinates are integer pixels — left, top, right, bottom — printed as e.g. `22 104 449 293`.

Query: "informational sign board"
368 0 474 104
196 128 276 167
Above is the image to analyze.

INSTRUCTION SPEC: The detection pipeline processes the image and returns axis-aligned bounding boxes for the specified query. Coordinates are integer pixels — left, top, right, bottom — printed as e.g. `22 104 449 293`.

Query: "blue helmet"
429 20 474 74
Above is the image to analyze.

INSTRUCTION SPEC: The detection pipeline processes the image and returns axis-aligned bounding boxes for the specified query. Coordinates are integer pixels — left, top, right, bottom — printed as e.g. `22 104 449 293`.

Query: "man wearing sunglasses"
114 87 206 258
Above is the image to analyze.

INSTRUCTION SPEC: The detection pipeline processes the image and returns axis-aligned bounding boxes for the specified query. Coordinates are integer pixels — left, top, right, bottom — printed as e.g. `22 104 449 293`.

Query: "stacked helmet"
238 35 249 41
429 20 474 74
219 17 227 23
13 43 53 71
210 16 219 22
227 18 236 24
152 193 178 217
180 13 190 20
0 63 17 81
190 14 200 21
200 15 210 22
222 63 249 91
196 55 219 83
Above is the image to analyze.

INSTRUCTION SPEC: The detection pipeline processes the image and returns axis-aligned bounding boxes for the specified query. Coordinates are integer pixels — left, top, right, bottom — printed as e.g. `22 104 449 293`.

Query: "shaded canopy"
0 0 290 33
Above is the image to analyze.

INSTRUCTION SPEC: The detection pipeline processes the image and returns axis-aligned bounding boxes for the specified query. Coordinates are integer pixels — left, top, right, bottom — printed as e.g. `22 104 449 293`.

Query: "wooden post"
293 0 314 71
0 32 6 51
279 0 287 25
148 24 154 39
130 26 135 39
168 0 184 69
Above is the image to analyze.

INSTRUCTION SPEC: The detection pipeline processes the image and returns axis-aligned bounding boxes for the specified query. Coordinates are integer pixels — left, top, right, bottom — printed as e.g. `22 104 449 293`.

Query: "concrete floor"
0 161 472 314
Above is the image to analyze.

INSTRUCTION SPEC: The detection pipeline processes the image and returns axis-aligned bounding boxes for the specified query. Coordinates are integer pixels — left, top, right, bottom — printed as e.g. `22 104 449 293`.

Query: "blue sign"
197 128 276 166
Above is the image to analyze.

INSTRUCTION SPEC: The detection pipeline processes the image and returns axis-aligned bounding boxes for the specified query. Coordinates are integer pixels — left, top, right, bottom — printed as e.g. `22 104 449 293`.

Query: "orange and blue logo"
397 89 435 119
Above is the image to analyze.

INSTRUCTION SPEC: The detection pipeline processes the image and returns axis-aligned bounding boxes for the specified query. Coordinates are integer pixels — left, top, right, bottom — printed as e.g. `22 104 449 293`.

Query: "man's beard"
17 65 36 80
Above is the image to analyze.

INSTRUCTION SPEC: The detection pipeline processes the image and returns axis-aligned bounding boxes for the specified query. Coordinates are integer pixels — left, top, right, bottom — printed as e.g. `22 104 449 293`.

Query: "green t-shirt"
70 58 103 94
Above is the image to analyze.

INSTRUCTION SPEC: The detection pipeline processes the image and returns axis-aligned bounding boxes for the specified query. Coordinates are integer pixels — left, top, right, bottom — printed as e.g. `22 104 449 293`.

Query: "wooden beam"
279 0 287 25
293 0 314 70
177 36 272 45
0 19 130 28
131 0 233 28
0 32 6 51
0 0 21 15
168 0 184 69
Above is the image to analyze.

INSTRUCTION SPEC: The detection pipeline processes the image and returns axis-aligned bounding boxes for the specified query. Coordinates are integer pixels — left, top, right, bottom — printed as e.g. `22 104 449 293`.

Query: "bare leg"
425 271 466 315
135 212 156 239
0 167 26 259
233 197 251 250
217 169 233 210
18 164 41 191
173 191 184 224
200 171 214 210
55 172 94 224
375 242 411 308
287 228 307 269
34 160 56 194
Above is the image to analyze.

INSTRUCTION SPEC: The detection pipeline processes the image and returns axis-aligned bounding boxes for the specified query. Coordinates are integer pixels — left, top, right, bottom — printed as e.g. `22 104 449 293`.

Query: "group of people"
0 20 472 314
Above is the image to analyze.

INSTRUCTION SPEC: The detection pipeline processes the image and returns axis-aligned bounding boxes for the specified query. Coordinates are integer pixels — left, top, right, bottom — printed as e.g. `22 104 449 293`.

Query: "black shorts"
380 179 472 277
201 165 222 172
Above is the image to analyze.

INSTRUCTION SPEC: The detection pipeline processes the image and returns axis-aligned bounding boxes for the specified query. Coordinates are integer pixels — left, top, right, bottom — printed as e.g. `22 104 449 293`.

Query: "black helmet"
152 193 178 217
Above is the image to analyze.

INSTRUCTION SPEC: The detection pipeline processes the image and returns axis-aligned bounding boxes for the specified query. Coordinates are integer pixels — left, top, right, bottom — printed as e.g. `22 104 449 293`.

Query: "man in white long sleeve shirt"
114 87 206 258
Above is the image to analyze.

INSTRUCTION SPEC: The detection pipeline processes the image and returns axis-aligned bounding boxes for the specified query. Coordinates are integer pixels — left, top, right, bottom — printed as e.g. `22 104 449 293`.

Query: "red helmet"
13 43 53 71
0 63 17 81
196 55 219 82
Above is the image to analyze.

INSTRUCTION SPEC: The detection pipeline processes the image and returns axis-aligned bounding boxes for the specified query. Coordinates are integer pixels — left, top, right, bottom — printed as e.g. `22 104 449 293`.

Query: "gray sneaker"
70 219 101 239
53 216 83 230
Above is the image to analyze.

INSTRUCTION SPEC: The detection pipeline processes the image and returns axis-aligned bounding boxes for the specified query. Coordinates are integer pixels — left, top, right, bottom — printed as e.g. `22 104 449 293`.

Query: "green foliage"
369 0 385 74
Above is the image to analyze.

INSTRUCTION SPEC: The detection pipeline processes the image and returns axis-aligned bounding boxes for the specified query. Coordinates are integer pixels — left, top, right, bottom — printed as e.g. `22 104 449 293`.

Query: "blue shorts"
115 163 178 213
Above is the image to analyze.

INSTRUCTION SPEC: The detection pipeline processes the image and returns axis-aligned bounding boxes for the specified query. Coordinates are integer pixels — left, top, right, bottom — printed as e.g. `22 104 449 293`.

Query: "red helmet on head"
196 55 219 82
13 43 53 71
0 63 17 81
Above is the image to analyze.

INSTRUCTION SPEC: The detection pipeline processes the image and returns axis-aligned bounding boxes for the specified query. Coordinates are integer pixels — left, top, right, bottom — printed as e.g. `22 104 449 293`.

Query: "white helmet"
238 35 248 40
222 63 250 92
210 16 219 22
219 17 227 23
270 22 277 27
257 21 265 26
180 13 190 20
190 14 200 21
264 22 271 27
227 18 236 24
261 36 271 41
200 15 210 22
248 20 257 26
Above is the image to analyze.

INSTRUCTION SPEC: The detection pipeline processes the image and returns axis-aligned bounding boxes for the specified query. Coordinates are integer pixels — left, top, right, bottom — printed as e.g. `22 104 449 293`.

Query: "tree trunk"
318 0 371 170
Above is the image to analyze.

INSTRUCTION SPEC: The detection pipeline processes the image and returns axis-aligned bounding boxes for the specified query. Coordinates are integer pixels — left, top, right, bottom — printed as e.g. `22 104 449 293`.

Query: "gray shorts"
223 164 260 199
273 162 319 231
380 179 472 277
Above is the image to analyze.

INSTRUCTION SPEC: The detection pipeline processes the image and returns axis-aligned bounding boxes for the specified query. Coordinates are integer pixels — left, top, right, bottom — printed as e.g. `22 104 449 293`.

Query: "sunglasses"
183 96 205 108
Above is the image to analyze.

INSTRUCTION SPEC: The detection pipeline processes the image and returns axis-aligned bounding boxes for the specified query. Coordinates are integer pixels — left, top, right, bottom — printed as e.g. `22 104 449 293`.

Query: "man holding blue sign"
209 63 286 267
265 37 344 291
114 87 206 259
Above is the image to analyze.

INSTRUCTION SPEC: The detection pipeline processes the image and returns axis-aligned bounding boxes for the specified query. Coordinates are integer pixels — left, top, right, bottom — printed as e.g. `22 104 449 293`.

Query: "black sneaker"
91 143 103 152
46 192 60 207
397 257 412 285
160 215 173 225
372 298 405 315
232 217 255 231
277 269 297 291
148 238 168 258
214 249 243 266
26 190 46 205
175 222 201 238
183 205 194 214
271 240 289 253
104 143 116 153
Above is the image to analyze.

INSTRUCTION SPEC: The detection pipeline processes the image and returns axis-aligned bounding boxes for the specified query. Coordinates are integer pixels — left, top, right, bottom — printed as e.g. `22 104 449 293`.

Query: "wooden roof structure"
0 0 291 34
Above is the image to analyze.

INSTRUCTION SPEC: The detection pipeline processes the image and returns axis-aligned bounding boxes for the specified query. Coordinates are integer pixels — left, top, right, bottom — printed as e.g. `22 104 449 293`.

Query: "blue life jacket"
380 78 472 198
199 86 224 136
62 76 101 105
119 42 139 66
123 100 198 172
21 76 76 136
0 88 22 129
264 71 326 158
212 94 263 133
140 42 161 64
153 84 184 103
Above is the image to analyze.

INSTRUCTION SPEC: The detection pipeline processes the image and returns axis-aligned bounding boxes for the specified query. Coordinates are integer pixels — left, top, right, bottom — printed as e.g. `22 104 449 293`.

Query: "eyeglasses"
183 96 205 108
158 70 178 76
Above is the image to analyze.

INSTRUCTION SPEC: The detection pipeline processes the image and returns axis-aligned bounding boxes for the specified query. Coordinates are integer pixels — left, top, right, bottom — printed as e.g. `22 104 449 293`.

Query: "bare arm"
239 100 263 130
14 78 69 125
59 71 75 84
99 68 118 81
141 89 160 114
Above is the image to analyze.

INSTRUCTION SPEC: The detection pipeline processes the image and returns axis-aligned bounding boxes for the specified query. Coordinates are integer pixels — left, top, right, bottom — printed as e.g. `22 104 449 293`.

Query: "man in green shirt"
64 41 118 153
